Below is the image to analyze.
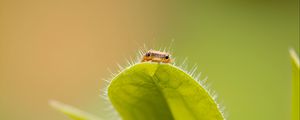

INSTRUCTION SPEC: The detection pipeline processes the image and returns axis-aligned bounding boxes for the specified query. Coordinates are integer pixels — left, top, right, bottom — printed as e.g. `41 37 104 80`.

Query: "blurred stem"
289 48 299 120
49 100 101 120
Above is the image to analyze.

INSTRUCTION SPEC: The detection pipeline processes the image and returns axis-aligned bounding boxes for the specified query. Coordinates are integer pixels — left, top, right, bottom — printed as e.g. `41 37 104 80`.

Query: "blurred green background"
0 0 298 120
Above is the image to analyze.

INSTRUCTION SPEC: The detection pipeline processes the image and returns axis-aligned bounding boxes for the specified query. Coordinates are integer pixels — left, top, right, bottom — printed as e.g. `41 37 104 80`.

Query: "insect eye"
146 53 151 57
165 55 169 59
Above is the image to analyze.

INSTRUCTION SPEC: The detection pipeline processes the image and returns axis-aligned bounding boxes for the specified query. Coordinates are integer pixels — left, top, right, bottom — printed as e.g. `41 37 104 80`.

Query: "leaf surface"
108 63 224 120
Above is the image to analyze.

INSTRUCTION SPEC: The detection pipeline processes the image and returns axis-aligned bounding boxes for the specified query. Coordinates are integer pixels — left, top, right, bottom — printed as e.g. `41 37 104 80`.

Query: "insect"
141 50 171 63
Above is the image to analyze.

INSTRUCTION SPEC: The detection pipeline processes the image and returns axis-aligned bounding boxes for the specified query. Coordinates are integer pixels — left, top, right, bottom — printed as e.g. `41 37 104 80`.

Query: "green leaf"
108 62 224 120
49 100 101 120
290 49 299 120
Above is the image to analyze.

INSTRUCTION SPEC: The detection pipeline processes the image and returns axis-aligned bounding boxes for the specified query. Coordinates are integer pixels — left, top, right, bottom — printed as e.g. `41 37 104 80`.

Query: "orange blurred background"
0 0 171 119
